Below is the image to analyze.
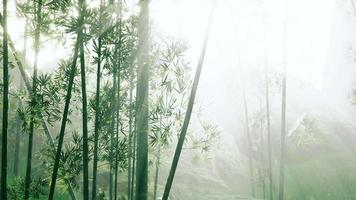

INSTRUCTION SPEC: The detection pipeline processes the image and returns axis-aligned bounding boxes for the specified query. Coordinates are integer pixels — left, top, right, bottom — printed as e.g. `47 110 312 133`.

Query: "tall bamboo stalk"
127 62 134 200
264 45 274 200
48 26 81 200
162 1 216 199
135 0 149 199
241 75 256 198
1 0 9 198
260 100 266 200
78 0 89 198
128 36 137 200
109 44 117 200
278 0 288 199
13 20 28 177
109 4 117 200
24 1 42 198
236 15 255 198
262 10 274 200
114 2 123 198
131 104 137 200
92 36 102 200
153 144 161 200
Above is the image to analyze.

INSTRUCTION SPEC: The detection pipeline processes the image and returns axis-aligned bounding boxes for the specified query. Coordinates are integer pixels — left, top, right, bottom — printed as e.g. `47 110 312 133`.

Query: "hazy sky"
150 0 351 138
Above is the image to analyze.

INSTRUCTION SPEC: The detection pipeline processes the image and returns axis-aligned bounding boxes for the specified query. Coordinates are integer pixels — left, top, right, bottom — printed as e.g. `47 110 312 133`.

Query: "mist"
1 0 356 199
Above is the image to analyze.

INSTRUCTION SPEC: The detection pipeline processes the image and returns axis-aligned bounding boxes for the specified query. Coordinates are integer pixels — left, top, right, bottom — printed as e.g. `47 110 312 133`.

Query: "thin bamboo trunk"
262 12 274 200
260 101 266 200
110 9 118 200
92 36 102 200
153 147 161 200
48 30 81 200
110 55 117 200
24 1 42 198
127 70 134 200
114 68 121 200
79 0 89 198
241 82 256 198
236 18 256 198
1 0 9 198
127 33 136 200
278 59 287 200
153 91 164 200
13 109 21 176
114 3 123 198
14 20 28 177
131 114 137 200
161 1 216 199
265 54 273 200
110 168 114 200
278 0 288 199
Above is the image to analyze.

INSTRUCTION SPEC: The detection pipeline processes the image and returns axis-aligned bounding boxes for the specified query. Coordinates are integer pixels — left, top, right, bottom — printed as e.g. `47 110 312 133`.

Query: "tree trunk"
279 1 288 199
79 0 89 198
114 3 123 198
1 0 9 198
114 67 121 200
131 113 137 200
161 1 216 199
114 68 121 200
92 36 102 200
24 1 42 198
114 78 120 200
278 59 287 200
127 36 136 200
153 147 161 200
110 168 114 200
13 20 28 177
260 102 266 200
241 78 256 198
110 52 117 200
110 5 118 199
135 1 150 200
13 109 21 177
48 26 81 200
265 48 274 200
127 68 134 200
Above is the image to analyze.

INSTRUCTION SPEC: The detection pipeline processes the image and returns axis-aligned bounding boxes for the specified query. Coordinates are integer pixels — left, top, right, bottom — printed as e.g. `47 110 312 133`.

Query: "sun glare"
7 0 335 91
151 0 335 92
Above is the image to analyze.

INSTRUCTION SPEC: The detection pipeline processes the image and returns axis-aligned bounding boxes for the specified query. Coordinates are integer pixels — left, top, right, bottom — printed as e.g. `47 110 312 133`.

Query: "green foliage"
2 0 220 199
41 131 92 190
8 176 48 199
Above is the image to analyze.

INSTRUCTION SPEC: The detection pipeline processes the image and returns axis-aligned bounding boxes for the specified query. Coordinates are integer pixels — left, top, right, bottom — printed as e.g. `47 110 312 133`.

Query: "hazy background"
7 0 356 199
150 0 356 199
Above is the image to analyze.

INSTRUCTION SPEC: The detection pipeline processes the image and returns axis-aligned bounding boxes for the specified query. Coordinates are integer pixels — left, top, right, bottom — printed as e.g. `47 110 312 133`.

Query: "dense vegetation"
1 0 356 200
0 0 219 199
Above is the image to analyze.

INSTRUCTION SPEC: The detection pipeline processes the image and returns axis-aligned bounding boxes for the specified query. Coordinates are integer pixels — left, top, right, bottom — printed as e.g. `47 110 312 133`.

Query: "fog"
149 0 356 199
3 0 356 199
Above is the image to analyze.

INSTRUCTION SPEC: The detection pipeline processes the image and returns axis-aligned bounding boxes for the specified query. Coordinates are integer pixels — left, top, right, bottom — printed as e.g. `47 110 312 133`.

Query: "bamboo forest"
2 0 356 199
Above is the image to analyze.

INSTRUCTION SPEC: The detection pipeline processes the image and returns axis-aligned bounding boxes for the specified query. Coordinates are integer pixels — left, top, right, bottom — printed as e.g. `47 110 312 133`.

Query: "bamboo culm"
92 36 102 200
24 1 42 198
161 1 216 199
1 0 9 198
